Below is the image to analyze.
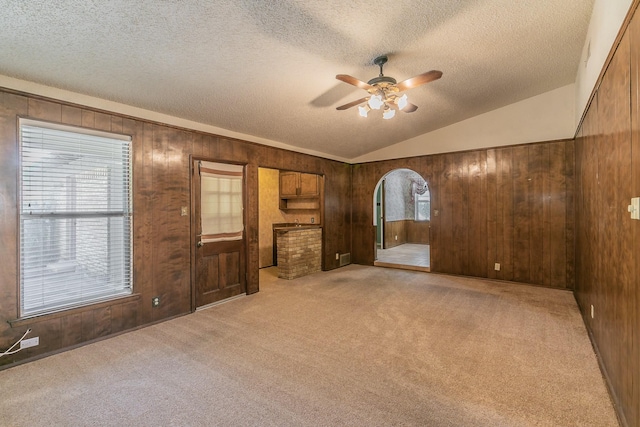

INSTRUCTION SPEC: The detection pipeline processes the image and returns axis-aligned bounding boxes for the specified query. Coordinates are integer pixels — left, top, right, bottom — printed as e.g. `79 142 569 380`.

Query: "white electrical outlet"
20 337 39 349
591 305 594 319
336 253 339 260
395 235 398 240
494 263 501 271
181 206 188 216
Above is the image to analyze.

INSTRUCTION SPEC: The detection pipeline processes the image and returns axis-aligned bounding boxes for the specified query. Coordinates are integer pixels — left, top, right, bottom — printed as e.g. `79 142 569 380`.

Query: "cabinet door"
279 172 299 197
299 173 319 196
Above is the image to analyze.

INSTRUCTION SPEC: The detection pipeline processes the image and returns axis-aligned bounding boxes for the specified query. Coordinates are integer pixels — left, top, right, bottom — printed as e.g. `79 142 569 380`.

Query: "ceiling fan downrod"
368 56 396 86
374 55 388 77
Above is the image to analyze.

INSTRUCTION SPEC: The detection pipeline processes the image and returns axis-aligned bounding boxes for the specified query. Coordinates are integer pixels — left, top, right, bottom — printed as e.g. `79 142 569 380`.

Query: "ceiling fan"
335 55 442 119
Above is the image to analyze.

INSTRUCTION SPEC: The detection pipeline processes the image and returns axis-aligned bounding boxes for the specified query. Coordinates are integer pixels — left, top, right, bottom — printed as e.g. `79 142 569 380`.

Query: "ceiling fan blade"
401 102 419 113
395 70 443 92
336 97 369 110
336 74 373 91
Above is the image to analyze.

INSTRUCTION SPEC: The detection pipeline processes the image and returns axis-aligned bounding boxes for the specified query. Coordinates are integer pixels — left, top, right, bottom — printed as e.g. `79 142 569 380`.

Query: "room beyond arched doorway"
373 169 430 272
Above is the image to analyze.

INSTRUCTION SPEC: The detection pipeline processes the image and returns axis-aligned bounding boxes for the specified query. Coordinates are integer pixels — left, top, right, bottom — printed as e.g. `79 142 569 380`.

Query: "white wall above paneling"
353 84 575 163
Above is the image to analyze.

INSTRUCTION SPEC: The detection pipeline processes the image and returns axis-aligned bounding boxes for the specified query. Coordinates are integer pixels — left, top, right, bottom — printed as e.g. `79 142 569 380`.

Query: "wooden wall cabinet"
280 171 319 198
279 171 321 210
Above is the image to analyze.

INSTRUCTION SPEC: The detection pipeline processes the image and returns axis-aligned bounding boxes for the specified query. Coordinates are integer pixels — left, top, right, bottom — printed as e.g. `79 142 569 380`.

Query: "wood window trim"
8 293 141 328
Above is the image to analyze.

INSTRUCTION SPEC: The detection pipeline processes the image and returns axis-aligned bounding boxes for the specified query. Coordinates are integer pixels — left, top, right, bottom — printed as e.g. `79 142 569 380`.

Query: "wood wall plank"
60 313 83 348
564 139 575 289
452 154 468 275
151 125 172 320
512 145 530 283
60 105 83 126
406 221 430 244
468 150 487 277
110 303 124 335
81 311 95 342
384 220 407 248
439 155 454 273
486 149 497 279
28 98 61 122
192 133 204 157
81 110 95 128
93 307 112 338
245 164 260 294
29 318 61 357
121 300 138 331
529 144 545 285
497 147 514 281
94 112 112 131
111 116 123 133
137 121 155 325
548 142 568 288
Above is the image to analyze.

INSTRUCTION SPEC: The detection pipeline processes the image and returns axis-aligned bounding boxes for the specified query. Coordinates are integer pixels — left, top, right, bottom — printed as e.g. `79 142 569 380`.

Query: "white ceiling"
0 0 594 160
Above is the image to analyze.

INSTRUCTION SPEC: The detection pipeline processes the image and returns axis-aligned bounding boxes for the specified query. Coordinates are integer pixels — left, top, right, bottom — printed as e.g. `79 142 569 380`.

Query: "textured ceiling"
0 0 594 160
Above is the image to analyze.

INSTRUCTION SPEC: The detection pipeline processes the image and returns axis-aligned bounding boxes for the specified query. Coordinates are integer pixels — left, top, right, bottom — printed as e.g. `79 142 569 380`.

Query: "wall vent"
339 253 351 267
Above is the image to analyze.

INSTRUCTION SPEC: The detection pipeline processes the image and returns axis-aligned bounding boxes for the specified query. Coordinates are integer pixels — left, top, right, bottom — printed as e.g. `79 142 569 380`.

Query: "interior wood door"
192 160 246 308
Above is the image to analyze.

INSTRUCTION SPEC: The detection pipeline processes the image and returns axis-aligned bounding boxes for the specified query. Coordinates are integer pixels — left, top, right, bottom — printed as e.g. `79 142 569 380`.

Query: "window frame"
18 118 133 318
414 191 431 222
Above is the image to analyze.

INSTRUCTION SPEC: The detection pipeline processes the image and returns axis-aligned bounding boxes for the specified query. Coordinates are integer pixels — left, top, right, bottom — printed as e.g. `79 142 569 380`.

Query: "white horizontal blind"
19 120 132 317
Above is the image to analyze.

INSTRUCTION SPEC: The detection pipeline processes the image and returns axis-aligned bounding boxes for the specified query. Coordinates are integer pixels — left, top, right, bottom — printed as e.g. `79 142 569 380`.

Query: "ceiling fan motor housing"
367 76 397 86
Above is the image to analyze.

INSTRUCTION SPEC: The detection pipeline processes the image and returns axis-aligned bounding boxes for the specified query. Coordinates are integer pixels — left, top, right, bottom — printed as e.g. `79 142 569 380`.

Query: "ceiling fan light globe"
358 105 370 117
397 94 408 110
368 95 383 110
383 108 396 119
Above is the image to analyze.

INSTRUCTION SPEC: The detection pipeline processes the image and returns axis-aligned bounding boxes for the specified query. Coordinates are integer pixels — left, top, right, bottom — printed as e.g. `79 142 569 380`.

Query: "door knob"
197 241 203 248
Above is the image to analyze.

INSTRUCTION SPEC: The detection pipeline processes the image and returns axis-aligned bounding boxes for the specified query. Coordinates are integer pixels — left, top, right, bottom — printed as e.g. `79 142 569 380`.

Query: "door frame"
372 168 432 271
189 156 249 312
375 179 385 259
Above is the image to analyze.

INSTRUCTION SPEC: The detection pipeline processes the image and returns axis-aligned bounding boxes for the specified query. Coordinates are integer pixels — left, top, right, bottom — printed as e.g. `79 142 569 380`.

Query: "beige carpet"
0 265 617 426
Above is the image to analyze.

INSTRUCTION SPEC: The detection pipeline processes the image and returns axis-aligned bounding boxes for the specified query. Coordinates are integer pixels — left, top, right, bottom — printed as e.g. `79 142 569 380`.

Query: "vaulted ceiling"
0 0 594 160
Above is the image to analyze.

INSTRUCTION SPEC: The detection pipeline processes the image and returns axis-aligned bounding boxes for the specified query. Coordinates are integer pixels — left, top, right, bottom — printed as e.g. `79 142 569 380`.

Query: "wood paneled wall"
575 6 640 426
383 220 407 248
383 220 429 248
352 140 574 289
406 221 430 244
0 89 351 368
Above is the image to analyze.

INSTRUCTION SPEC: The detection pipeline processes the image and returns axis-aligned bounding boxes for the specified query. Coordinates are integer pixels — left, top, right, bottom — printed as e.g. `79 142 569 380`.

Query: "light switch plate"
629 197 640 220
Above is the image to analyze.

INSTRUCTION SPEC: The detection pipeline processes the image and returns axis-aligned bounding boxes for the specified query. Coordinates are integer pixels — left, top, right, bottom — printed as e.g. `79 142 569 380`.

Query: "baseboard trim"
196 293 247 311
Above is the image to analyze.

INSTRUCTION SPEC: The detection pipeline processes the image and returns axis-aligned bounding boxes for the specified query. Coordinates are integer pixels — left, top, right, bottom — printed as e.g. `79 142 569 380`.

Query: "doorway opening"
373 169 430 272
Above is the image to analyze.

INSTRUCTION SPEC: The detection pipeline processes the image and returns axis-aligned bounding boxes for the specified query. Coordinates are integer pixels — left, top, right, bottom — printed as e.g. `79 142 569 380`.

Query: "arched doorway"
373 169 430 272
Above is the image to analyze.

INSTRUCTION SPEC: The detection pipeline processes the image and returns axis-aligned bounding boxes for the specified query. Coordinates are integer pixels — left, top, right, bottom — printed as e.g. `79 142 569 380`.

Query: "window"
199 161 244 243
19 119 132 317
415 191 430 221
